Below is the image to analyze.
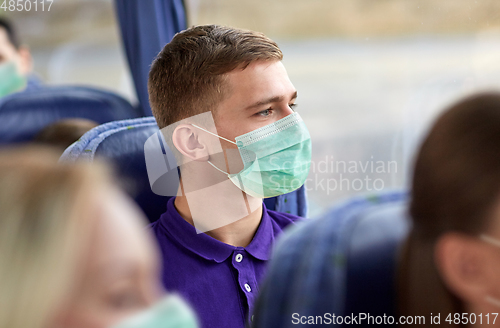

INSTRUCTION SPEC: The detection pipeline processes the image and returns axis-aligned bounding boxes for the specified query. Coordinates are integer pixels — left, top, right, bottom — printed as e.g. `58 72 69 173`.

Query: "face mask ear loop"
480 234 500 248
480 235 500 309
191 124 237 145
207 160 230 175
191 124 235 175
486 295 500 308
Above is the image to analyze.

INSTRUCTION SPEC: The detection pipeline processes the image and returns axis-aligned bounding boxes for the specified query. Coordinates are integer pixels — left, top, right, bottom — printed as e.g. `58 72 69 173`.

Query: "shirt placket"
231 249 258 322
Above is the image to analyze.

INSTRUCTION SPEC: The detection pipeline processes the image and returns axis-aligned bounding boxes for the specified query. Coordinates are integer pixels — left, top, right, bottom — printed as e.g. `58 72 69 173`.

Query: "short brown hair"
148 25 283 129
34 118 98 152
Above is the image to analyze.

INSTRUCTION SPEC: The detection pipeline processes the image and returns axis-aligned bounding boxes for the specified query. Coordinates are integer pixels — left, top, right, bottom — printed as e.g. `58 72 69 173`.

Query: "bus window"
187 0 500 216
6 0 500 215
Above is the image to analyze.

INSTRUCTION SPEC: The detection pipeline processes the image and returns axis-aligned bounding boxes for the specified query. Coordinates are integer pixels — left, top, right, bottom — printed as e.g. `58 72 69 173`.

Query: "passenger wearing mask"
0 17 40 98
147 25 311 328
0 147 198 328
399 92 500 326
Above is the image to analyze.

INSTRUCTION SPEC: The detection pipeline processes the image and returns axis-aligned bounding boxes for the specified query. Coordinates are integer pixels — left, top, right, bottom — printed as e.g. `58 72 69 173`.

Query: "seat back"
0 85 140 144
61 117 308 222
253 191 410 327
344 193 410 318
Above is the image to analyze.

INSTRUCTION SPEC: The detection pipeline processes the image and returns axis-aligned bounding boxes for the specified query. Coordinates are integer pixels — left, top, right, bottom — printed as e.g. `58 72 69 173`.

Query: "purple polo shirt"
149 197 301 328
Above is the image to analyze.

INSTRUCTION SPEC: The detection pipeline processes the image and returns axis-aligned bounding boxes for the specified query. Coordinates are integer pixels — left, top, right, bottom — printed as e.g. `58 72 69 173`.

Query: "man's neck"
174 195 263 247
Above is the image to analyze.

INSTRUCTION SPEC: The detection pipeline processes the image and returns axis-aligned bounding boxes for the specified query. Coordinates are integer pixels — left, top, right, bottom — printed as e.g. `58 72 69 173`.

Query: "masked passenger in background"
399 92 500 326
0 147 198 328
0 17 40 98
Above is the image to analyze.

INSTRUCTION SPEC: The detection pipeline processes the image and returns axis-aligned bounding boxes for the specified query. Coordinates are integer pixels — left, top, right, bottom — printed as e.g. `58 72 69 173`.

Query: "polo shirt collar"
243 205 273 261
159 197 274 262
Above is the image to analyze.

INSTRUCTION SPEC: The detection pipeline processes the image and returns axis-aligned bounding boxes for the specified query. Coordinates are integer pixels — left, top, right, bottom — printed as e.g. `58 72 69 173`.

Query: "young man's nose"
276 104 295 120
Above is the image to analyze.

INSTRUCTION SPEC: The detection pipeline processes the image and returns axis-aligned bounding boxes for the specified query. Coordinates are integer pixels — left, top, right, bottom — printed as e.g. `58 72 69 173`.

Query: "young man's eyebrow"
245 91 298 110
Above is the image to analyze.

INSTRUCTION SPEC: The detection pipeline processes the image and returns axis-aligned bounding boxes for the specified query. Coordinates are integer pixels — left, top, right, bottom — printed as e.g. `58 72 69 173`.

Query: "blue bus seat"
0 85 140 144
60 117 309 222
253 191 410 327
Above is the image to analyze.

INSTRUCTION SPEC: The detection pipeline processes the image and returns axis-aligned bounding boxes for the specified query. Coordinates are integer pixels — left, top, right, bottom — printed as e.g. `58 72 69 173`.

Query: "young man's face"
214 60 297 143
0 27 32 75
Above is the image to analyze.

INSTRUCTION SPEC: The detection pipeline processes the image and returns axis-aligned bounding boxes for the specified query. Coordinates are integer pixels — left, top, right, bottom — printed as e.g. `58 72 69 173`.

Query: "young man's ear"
172 124 210 163
17 46 33 75
435 233 489 304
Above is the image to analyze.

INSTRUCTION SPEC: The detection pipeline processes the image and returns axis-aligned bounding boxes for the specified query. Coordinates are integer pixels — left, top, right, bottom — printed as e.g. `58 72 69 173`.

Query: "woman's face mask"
110 294 198 328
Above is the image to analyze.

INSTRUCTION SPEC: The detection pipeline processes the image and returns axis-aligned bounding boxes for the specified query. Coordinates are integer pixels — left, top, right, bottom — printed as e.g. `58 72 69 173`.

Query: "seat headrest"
61 117 167 222
253 191 410 327
344 193 410 318
0 86 139 144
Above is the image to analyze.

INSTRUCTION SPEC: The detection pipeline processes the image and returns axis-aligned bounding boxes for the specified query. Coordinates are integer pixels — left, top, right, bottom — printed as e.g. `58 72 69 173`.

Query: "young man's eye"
289 103 297 111
256 109 272 117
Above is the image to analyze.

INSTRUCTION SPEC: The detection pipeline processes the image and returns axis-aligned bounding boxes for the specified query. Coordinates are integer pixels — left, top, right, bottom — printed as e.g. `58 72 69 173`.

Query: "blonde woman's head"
0 147 162 328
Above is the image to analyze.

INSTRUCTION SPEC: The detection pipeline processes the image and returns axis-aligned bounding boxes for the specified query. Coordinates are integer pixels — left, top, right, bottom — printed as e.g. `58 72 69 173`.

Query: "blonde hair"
0 147 111 328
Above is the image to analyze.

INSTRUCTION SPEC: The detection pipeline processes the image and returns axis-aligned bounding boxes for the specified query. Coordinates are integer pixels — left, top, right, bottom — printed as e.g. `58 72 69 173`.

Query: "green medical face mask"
0 61 26 98
110 294 199 328
193 112 311 198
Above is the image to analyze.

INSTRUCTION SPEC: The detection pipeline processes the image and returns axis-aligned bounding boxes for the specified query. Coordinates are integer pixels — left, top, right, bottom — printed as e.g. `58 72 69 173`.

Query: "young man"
0 18 38 97
148 25 311 328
